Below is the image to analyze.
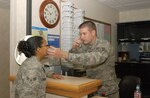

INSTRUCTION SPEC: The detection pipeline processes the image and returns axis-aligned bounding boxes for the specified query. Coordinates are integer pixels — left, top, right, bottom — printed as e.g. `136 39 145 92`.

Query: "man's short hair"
79 21 97 32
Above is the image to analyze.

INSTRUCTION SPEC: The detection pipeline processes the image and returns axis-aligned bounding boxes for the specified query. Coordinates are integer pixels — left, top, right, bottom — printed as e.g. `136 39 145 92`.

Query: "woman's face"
37 39 48 59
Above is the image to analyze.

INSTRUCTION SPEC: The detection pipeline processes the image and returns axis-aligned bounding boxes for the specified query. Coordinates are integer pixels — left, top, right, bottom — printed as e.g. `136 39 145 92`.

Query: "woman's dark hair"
17 36 43 58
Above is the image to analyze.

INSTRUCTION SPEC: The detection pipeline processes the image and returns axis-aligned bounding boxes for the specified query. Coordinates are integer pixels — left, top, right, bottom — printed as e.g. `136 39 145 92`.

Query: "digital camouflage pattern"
69 39 119 96
13 56 53 98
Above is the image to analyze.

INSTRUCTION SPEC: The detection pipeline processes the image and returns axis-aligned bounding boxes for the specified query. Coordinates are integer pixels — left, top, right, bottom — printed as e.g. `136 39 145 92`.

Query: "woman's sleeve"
43 65 54 78
19 69 42 98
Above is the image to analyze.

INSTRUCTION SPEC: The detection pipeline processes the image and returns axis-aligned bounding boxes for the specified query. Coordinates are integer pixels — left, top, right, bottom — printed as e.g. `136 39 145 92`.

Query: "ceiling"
97 0 150 11
1 0 150 11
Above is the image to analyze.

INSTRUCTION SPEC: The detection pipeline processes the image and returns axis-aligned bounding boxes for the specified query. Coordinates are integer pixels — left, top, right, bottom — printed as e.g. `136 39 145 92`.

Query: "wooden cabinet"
116 21 150 98
117 21 150 40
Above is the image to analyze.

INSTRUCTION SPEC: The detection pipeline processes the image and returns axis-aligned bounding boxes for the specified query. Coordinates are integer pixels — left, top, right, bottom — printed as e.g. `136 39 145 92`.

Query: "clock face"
44 3 59 25
39 0 60 28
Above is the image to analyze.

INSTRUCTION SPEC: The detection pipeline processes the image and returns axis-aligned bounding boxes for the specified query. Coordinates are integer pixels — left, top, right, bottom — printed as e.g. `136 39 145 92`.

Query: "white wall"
32 0 60 35
0 8 10 98
10 0 27 75
119 8 150 22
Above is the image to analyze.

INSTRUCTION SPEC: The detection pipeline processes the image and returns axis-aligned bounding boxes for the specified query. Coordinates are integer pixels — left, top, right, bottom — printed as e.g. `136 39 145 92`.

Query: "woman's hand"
51 73 64 79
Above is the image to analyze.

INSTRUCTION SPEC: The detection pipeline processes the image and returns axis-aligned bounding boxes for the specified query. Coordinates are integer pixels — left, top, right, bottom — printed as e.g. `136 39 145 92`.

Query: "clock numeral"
44 11 46 15
44 15 46 18
50 4 52 8
45 8 48 11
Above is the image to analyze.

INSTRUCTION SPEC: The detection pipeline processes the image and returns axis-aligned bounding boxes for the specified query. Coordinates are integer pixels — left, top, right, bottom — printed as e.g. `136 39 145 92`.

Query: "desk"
9 75 101 98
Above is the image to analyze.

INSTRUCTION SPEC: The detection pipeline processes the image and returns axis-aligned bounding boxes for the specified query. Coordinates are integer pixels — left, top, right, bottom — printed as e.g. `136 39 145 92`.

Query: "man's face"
79 27 96 45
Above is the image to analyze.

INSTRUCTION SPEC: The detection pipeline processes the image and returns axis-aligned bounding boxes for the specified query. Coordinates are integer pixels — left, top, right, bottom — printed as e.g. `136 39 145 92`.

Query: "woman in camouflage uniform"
14 36 63 98
47 21 119 98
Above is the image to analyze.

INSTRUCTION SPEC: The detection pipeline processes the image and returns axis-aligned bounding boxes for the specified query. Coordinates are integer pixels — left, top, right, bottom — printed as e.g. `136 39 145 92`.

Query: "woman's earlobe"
37 48 40 51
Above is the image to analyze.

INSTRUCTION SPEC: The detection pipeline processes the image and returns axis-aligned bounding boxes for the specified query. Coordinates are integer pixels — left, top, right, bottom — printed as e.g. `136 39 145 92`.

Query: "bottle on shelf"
122 53 127 61
134 84 142 98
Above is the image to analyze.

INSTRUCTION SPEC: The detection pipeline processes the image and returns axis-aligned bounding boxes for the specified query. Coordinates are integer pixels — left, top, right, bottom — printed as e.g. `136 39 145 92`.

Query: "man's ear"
92 30 96 36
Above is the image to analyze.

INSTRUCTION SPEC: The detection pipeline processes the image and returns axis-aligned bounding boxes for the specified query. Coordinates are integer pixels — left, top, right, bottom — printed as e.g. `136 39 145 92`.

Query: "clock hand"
48 11 51 15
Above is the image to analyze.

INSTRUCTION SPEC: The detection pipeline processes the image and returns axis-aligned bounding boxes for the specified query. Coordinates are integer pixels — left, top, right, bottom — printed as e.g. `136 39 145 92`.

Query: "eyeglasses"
41 45 49 47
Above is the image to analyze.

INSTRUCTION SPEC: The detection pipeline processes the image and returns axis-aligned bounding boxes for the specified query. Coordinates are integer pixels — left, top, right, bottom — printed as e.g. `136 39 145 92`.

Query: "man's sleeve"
68 46 110 67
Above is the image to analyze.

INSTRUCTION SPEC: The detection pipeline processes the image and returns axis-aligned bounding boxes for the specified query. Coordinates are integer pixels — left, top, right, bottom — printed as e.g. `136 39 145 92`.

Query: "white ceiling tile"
0 0 150 11
97 0 150 11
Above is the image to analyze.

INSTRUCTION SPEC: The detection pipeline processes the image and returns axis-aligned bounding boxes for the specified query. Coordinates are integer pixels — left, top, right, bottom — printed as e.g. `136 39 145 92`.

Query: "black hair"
17 36 43 58
79 21 97 34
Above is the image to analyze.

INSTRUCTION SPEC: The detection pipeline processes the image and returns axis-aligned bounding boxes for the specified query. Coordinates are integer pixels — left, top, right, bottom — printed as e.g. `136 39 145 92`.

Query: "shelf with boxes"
117 41 150 63
117 20 150 63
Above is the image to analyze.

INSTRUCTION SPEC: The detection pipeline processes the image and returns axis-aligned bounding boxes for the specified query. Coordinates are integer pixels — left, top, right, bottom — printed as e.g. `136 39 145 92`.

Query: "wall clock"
39 0 60 28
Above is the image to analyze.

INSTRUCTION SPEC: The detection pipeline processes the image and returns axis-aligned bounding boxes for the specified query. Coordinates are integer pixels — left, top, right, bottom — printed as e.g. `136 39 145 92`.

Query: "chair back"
119 75 141 98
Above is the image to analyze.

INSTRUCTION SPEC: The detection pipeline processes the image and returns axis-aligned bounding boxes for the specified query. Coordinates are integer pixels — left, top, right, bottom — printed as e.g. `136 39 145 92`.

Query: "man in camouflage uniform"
47 21 119 98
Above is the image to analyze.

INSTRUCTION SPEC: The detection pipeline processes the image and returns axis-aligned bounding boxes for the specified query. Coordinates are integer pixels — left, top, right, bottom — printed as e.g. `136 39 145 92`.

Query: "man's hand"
72 37 82 49
47 46 68 59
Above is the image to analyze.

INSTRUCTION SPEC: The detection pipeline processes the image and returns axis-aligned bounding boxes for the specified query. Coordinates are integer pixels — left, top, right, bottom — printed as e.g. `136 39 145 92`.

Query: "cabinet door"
117 21 150 40
117 24 125 39
115 63 136 78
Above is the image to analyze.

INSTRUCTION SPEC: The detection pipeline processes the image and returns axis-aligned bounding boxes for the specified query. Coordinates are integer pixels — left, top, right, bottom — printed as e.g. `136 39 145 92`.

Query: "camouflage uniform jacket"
69 39 119 95
14 56 54 98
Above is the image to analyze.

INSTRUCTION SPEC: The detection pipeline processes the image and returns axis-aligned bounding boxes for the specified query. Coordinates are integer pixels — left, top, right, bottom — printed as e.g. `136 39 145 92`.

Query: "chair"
119 75 141 98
